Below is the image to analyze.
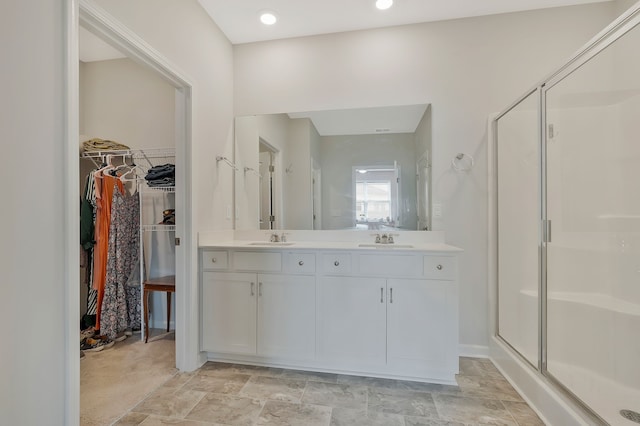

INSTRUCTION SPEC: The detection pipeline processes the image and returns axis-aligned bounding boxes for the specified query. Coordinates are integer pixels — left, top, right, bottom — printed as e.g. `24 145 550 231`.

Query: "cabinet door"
318 276 387 368
202 272 256 355
257 274 316 360
387 279 458 375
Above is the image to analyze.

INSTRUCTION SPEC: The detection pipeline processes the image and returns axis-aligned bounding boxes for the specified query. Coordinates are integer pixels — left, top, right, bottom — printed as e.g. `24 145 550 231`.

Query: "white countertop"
198 231 462 253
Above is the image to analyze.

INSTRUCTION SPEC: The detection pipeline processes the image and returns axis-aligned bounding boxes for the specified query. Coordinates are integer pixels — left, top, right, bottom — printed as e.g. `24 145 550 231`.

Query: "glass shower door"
544 20 640 424
496 90 540 367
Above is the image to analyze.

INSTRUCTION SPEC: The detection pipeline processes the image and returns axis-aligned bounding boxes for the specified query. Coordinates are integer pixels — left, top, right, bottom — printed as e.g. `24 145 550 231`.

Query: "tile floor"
104 355 544 425
81 330 177 426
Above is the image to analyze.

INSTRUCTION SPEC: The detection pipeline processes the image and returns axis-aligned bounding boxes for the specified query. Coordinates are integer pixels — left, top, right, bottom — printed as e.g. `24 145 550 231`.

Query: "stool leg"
166 291 171 333
144 288 150 343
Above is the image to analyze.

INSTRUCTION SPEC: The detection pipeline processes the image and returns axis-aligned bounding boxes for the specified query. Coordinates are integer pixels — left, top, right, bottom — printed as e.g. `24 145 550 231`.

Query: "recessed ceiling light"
375 0 393 10
260 11 277 25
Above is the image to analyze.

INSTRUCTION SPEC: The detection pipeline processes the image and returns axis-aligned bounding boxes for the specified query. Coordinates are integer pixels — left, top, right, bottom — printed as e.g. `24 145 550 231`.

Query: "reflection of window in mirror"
354 166 397 230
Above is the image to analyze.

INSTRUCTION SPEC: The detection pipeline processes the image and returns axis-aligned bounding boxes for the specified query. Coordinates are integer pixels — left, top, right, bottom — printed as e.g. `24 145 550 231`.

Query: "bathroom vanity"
199 231 461 384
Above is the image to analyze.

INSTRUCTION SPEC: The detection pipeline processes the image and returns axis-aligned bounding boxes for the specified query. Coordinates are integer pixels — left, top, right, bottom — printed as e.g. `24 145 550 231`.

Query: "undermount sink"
358 243 414 249
248 242 295 246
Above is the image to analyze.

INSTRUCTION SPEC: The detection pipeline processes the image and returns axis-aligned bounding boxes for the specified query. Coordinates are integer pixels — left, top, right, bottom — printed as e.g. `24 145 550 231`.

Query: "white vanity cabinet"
318 276 387 368
386 278 458 377
317 251 458 381
257 273 315 360
201 271 256 354
201 251 316 362
200 246 459 384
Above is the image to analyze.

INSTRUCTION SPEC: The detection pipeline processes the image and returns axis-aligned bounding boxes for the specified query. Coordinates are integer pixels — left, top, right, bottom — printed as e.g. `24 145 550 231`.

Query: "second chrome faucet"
372 233 397 244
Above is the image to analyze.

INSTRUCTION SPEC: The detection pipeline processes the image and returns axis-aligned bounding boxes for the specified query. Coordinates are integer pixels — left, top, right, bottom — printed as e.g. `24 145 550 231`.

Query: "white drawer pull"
436 264 443 270
334 261 340 266
211 258 217 263
298 260 304 266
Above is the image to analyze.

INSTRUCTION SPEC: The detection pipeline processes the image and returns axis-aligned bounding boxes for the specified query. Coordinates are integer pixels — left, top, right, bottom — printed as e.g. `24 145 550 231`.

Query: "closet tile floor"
97 354 545 426
81 329 177 426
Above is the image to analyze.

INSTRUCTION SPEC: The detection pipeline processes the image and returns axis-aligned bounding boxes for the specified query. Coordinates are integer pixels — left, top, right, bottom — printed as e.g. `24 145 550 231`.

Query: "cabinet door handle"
211 258 217 263
250 282 255 296
298 260 304 266
334 260 340 266
380 287 384 303
259 282 263 296
390 287 393 304
436 264 443 270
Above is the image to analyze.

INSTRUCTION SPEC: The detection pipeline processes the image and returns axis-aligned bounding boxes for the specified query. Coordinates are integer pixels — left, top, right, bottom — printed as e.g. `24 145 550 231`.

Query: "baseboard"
490 336 595 426
459 344 490 358
150 319 175 330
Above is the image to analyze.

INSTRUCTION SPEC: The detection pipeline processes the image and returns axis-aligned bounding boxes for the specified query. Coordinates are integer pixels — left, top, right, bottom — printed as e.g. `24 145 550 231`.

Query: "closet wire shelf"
141 224 176 232
140 186 176 193
81 147 175 159
82 147 176 168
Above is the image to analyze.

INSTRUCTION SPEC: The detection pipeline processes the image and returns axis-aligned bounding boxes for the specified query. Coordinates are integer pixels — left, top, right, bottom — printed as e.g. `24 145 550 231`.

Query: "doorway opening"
66 1 195 424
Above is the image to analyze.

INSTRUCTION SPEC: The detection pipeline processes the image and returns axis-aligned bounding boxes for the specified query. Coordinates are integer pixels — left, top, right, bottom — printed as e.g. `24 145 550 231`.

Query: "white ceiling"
288 104 429 136
198 0 611 44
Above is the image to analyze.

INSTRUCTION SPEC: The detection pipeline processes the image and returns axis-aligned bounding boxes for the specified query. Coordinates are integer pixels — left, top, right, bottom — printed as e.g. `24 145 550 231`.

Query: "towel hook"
451 153 474 172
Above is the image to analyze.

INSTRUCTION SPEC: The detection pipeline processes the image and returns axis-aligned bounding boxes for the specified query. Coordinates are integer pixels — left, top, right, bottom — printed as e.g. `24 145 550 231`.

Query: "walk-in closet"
78 26 181 419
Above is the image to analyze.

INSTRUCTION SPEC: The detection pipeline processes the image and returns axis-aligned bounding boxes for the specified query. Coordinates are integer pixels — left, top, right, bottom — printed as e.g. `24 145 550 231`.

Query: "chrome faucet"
372 233 381 243
270 233 280 242
380 233 389 244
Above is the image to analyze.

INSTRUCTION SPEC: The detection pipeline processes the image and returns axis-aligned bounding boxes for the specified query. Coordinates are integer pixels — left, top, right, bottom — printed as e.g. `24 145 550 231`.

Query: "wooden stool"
143 275 175 343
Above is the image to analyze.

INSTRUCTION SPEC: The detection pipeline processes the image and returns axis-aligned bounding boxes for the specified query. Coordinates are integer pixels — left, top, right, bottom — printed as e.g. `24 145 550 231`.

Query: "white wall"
1 1 68 424
414 104 432 161
80 58 175 148
233 2 618 350
284 119 314 229
234 115 260 229
95 0 235 234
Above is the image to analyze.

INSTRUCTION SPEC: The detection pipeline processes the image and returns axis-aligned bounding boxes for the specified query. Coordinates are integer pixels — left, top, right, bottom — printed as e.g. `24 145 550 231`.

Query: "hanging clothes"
92 172 124 331
100 190 140 339
80 172 98 320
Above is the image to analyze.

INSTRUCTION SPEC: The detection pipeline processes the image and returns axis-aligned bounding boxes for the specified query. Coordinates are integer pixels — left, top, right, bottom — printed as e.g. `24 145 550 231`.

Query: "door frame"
64 1 196 424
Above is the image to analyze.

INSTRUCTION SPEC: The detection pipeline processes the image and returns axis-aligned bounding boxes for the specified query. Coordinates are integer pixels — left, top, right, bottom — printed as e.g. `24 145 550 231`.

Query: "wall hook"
216 155 238 171
451 153 474 172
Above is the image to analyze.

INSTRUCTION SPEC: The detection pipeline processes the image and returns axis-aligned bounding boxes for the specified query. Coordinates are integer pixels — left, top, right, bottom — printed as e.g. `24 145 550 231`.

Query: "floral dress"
100 190 140 339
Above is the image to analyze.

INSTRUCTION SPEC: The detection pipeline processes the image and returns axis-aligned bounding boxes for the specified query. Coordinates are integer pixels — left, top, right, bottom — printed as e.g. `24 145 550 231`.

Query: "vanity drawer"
423 256 457 280
284 252 316 275
321 253 352 275
202 250 229 270
234 251 282 272
358 254 422 277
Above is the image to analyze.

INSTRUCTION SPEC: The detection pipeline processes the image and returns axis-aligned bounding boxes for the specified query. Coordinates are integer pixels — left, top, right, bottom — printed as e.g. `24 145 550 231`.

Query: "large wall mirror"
234 104 432 231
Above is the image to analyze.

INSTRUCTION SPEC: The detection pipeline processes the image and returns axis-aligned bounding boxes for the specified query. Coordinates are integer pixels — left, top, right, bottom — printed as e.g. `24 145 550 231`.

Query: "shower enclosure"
492 3 640 425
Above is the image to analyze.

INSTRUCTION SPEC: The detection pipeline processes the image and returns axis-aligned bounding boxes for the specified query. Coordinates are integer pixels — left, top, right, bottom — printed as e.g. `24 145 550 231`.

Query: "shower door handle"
543 220 552 243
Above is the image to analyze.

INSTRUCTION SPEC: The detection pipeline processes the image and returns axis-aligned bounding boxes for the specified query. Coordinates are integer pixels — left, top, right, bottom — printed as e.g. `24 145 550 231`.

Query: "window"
356 180 391 223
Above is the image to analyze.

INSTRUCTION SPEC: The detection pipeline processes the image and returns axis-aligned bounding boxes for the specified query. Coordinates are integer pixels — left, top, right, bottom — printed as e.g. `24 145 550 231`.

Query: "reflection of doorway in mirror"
416 152 431 230
259 140 277 230
312 158 322 230
352 165 399 230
